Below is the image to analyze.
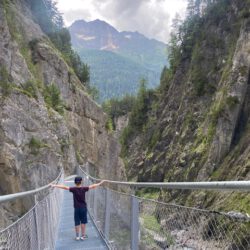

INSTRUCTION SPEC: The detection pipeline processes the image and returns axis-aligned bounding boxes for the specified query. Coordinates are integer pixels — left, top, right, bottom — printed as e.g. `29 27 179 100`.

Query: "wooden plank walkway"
55 181 108 250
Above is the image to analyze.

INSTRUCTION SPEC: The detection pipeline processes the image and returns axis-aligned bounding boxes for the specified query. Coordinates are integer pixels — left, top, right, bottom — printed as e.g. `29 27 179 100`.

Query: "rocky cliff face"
0 0 125 228
123 0 250 210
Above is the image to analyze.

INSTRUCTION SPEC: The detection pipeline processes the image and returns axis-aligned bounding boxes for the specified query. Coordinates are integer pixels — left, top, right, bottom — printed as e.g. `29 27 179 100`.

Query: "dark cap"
74 176 82 184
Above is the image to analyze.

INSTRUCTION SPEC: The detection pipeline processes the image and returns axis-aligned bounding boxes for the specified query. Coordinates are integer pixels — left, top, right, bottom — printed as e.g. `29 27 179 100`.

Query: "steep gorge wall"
123 0 250 210
0 0 125 228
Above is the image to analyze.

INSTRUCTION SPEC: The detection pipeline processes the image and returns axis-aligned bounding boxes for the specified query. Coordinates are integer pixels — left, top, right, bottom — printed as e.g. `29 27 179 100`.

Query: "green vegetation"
193 100 222 154
2 0 100 115
103 95 136 118
136 188 160 200
3 0 19 41
141 214 161 232
226 96 239 109
59 138 70 152
43 84 64 115
77 49 160 102
75 150 84 164
102 94 135 130
190 43 209 96
127 79 150 130
239 66 248 76
193 87 239 155
158 66 172 93
222 193 250 214
120 79 153 155
86 83 99 102
148 130 161 150
3 0 46 99
167 31 182 74
19 81 38 99
210 101 225 126
162 0 245 97
121 0 250 188
29 137 49 155
140 213 174 247
77 63 89 83
105 118 114 133
0 66 12 97
24 0 95 97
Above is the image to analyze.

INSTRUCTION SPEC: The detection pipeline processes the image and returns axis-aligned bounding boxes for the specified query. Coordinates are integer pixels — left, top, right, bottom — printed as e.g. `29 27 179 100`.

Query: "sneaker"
75 236 80 241
80 235 88 240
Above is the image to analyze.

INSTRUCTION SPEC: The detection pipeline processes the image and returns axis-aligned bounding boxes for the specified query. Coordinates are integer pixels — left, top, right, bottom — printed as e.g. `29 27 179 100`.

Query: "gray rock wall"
0 0 125 228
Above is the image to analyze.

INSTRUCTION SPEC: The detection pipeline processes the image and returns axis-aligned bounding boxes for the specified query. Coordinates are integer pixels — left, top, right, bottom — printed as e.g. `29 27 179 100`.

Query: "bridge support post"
93 189 98 218
34 194 40 250
104 189 111 240
76 165 80 176
131 196 139 250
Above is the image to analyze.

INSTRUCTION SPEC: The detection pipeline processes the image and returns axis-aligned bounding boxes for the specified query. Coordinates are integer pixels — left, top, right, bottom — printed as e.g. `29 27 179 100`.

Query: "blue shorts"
74 207 88 226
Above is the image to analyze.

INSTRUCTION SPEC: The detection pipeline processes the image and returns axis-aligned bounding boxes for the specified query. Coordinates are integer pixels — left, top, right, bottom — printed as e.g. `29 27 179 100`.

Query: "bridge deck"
55 182 108 250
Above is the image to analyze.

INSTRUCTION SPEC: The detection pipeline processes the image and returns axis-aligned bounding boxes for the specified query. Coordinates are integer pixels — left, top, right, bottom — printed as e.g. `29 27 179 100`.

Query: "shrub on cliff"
0 66 12 97
43 83 64 115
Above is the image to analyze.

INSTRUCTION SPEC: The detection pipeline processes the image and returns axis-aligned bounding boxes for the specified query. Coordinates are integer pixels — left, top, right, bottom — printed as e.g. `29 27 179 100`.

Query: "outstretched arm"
51 184 70 190
89 180 106 190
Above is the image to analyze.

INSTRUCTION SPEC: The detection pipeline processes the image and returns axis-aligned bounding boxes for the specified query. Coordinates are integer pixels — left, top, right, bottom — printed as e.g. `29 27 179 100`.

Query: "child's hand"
50 184 56 187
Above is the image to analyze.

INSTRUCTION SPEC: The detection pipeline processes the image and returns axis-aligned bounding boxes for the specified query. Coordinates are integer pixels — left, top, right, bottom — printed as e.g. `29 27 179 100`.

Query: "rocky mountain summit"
0 0 125 228
69 19 168 101
69 19 166 69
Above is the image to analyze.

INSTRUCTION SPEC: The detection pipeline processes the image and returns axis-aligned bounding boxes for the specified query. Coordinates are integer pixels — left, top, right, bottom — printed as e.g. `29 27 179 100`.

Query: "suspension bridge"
0 164 250 250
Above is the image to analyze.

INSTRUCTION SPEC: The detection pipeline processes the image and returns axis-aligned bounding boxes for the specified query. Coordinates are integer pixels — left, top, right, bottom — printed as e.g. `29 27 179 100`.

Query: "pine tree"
129 78 148 130
79 63 90 84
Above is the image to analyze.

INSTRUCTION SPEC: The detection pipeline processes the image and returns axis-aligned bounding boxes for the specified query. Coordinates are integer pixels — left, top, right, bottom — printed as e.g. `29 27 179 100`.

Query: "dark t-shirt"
69 186 89 208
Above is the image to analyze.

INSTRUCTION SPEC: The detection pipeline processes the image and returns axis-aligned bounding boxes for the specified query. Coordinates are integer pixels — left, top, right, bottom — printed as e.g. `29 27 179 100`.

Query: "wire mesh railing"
138 198 250 250
79 165 250 250
0 170 64 250
82 174 133 249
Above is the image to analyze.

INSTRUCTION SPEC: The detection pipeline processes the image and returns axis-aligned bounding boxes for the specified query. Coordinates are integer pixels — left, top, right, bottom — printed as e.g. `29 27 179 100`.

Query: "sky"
55 0 187 43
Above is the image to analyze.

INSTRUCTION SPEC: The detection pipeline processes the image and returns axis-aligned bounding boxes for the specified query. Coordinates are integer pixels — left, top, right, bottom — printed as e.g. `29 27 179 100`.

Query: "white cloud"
55 0 187 43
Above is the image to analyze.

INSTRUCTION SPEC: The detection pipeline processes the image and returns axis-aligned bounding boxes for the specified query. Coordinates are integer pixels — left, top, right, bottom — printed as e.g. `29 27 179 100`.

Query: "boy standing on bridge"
52 176 105 240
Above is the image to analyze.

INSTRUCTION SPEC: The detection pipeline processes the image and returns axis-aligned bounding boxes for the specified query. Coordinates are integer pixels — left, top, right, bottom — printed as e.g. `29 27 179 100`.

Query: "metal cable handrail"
79 166 250 191
0 169 63 203
78 165 250 250
79 166 250 220
0 170 64 250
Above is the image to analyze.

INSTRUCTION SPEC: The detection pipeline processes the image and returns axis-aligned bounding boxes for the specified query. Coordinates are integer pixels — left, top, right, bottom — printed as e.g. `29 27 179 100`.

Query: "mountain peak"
68 18 167 101
70 19 165 46
88 19 118 32
71 19 112 28
91 19 107 24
